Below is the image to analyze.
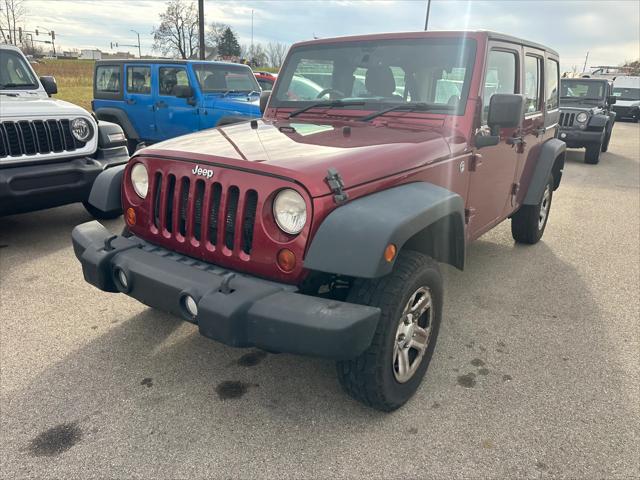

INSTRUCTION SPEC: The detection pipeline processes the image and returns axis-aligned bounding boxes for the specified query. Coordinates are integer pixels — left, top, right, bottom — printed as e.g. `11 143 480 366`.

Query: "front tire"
336 251 443 412
82 201 122 220
511 174 553 244
585 143 601 164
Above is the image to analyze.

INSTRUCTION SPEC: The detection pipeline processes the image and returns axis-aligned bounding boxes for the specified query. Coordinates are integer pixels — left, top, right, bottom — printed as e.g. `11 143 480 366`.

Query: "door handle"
155 101 167 109
125 98 136 105
506 136 524 146
536 127 546 136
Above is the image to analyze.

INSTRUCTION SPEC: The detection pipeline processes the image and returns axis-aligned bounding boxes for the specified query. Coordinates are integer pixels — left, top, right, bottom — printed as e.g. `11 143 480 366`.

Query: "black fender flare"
587 114 608 130
95 107 138 140
522 138 566 205
304 182 465 278
216 116 251 127
87 163 126 214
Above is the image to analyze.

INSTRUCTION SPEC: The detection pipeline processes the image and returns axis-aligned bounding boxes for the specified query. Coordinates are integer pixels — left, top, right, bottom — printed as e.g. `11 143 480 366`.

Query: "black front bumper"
556 128 603 148
72 221 380 360
0 147 128 216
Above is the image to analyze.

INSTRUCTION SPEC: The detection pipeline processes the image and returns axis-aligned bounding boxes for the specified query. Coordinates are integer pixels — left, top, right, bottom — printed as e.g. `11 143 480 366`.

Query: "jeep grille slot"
224 186 240 250
178 177 190 236
242 190 258 254
208 183 223 245
153 172 162 229
164 175 176 233
193 180 205 241
0 119 84 159
559 112 575 127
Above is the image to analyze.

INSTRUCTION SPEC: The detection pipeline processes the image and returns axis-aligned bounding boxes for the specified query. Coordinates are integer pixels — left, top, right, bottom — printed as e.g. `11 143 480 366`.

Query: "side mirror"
259 90 270 114
40 76 57 96
607 95 617 105
173 85 194 99
487 93 526 134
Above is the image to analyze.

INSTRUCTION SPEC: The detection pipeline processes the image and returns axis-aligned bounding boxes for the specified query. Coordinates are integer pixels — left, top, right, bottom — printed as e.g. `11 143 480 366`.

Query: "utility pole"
198 0 205 60
424 0 432 31
130 29 141 58
582 51 589 74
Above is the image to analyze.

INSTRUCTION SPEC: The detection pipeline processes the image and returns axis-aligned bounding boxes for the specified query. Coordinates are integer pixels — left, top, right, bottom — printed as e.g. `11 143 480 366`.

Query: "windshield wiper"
288 100 365 118
358 103 432 121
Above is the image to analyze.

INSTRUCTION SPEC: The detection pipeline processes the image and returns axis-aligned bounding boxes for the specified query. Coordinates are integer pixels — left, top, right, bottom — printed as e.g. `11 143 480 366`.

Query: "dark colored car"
557 78 617 164
92 60 261 153
73 31 565 410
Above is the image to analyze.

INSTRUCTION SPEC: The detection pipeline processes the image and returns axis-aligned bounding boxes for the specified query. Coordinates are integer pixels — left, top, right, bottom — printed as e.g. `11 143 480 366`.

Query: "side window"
545 58 559 110
127 66 151 94
524 55 542 113
257 79 273 91
482 50 517 123
95 65 121 94
159 67 189 96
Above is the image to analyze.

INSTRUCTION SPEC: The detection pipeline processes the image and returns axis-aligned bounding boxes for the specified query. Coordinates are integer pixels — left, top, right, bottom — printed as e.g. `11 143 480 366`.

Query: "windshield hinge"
325 168 349 205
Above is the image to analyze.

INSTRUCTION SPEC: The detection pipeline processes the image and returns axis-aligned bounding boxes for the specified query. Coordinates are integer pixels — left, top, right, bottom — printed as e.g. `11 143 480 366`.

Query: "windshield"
560 80 606 101
0 49 38 89
271 37 477 116
193 63 259 94
613 87 640 101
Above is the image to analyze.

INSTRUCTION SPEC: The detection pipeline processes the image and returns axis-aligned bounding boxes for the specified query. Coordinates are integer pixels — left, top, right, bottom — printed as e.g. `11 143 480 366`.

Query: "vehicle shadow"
2 228 636 478
0 204 123 278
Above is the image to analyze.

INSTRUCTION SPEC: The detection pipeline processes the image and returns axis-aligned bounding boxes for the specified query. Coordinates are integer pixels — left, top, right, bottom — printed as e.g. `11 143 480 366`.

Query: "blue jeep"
92 60 261 152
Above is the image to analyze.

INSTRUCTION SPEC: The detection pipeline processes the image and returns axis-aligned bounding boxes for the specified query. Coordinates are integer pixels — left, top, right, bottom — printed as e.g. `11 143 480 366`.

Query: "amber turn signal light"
277 248 296 272
125 207 136 226
384 243 397 262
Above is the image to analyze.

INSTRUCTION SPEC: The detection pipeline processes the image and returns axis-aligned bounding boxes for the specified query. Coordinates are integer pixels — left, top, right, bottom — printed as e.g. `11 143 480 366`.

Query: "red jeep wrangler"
73 31 565 411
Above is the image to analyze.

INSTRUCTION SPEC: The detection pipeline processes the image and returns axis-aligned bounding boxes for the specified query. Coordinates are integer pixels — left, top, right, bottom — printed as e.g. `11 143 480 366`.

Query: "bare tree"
205 21 227 54
0 0 27 45
266 42 288 69
152 0 199 59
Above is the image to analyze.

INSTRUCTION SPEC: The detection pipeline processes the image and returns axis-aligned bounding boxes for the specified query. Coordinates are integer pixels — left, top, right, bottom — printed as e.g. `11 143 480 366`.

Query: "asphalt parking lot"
1 122 638 479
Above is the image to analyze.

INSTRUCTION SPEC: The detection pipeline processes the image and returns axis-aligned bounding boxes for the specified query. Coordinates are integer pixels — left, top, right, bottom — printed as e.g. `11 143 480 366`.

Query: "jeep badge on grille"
192 165 214 179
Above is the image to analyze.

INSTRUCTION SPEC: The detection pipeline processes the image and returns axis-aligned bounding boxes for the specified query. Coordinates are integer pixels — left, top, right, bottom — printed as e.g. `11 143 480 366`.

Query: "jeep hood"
202 94 261 111
138 118 452 197
0 94 91 118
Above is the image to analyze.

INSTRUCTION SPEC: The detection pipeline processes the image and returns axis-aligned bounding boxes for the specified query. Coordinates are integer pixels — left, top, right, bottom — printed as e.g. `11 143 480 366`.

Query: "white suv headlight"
273 189 306 235
576 112 588 123
71 117 93 142
131 163 149 199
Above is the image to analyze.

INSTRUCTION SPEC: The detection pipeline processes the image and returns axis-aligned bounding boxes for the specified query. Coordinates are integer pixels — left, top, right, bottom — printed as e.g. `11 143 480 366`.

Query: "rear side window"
545 58 559 110
127 66 151 94
96 65 121 94
524 55 542 113
482 50 517 123
159 67 189 96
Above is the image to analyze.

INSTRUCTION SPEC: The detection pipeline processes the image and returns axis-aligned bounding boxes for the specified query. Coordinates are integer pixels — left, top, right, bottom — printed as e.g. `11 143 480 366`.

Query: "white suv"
0 45 129 218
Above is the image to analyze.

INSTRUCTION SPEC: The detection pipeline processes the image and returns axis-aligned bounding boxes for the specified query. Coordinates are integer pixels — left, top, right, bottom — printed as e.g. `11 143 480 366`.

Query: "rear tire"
336 251 443 412
585 143 601 164
511 174 553 244
83 201 122 220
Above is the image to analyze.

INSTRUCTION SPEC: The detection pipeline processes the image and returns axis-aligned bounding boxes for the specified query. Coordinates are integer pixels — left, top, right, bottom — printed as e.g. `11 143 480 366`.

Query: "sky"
20 0 640 72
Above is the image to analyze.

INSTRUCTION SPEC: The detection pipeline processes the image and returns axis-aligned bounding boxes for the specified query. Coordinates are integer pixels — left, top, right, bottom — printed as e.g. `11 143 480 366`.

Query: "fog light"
115 268 129 290
125 207 136 226
560 132 567 139
183 295 198 317
277 248 296 272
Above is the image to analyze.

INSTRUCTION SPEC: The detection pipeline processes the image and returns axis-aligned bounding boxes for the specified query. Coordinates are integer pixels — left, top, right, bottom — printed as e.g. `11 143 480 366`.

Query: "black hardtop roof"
561 77 611 83
95 58 251 69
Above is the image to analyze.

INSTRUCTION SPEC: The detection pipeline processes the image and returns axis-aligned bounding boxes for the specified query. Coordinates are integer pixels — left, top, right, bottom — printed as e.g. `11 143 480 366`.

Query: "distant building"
102 51 136 59
80 49 102 60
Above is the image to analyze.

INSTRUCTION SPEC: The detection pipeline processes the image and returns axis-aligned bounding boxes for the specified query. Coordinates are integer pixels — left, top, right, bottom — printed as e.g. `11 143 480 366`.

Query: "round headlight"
130 163 148 199
273 189 307 235
576 112 588 123
71 117 92 142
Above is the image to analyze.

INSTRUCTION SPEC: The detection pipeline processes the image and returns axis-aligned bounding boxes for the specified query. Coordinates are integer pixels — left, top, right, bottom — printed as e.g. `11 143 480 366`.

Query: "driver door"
154 65 199 140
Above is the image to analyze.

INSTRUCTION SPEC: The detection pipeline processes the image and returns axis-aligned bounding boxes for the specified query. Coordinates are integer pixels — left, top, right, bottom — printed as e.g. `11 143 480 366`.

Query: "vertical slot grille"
46 120 64 152
242 190 258 254
0 120 82 159
193 180 205 241
208 183 222 245
153 172 162 229
224 186 240 250
165 175 176 233
178 178 190 236
33 121 50 153
18 121 37 155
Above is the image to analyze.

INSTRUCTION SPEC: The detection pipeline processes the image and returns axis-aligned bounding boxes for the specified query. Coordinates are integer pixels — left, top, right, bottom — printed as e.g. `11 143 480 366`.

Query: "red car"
254 71 277 91
74 31 565 410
